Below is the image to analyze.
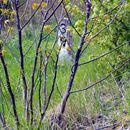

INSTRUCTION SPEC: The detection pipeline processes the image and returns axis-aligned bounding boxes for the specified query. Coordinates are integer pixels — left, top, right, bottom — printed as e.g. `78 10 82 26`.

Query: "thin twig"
58 0 92 122
78 41 127 66
88 0 125 41
62 2 81 37
39 51 43 113
39 54 59 126
20 0 45 30
0 55 20 127
30 0 64 124
70 58 130 94
15 0 29 121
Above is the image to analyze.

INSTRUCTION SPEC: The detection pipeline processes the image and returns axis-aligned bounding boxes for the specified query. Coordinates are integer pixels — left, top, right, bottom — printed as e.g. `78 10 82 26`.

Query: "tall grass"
0 28 130 129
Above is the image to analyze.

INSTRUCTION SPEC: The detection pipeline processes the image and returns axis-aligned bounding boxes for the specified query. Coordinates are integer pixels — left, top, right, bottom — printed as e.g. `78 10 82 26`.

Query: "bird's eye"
64 39 67 42
63 43 66 47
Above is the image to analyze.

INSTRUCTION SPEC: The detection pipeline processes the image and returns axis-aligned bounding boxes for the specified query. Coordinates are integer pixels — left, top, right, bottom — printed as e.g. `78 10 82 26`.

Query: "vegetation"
0 0 130 129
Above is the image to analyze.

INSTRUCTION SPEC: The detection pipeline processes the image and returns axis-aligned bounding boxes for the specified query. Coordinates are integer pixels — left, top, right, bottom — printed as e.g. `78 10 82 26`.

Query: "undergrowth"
0 27 130 129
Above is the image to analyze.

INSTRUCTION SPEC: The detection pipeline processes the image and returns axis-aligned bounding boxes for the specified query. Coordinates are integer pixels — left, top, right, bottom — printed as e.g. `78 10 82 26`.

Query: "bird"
57 18 73 65
58 39 72 63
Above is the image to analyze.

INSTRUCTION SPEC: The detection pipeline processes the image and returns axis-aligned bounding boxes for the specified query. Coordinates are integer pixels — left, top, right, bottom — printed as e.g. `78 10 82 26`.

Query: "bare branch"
30 0 64 124
58 0 92 122
38 51 43 113
20 0 46 30
0 55 20 127
39 54 59 126
62 2 81 37
70 58 130 94
79 41 127 66
15 0 29 121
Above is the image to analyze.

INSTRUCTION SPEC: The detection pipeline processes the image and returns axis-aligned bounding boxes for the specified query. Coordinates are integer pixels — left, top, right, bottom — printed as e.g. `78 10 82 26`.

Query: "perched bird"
59 39 72 62
58 18 73 64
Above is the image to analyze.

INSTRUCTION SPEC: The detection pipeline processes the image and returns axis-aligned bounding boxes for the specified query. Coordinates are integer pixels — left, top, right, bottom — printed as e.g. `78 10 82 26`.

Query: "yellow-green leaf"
2 49 6 56
44 25 52 32
41 2 47 8
32 3 39 10
3 0 8 4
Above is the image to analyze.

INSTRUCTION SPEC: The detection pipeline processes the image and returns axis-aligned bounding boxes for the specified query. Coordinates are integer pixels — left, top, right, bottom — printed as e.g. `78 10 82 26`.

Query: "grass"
0 27 130 129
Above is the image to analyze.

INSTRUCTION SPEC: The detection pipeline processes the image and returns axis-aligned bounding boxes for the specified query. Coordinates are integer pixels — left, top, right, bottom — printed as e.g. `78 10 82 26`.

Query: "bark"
58 0 91 122
0 55 20 128
15 0 29 121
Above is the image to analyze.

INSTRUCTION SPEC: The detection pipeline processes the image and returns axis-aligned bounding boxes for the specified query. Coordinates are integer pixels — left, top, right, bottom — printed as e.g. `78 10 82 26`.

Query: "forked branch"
58 0 91 122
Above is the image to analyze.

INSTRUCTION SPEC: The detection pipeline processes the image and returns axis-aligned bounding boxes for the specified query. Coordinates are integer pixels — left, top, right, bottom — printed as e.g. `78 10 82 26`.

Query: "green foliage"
0 0 130 129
